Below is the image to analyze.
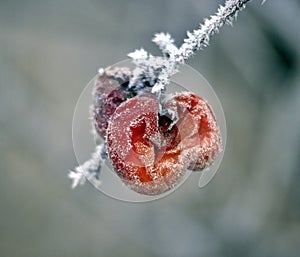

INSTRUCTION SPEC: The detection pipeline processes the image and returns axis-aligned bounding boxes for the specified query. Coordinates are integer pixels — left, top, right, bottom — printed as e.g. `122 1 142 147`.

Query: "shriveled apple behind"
93 67 131 137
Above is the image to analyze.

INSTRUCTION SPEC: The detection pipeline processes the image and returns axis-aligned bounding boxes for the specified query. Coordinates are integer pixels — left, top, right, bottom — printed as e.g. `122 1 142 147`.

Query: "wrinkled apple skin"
106 96 188 195
93 67 131 137
106 92 221 195
164 92 221 170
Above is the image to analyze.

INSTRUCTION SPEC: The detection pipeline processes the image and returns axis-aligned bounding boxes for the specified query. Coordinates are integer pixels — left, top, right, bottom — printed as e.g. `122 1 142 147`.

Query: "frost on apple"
164 92 222 170
105 92 221 195
93 66 131 137
106 95 187 195
71 72 223 195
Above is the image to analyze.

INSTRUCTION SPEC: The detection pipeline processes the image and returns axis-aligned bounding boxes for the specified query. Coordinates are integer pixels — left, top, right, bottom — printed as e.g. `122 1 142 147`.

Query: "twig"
129 0 253 93
69 144 106 188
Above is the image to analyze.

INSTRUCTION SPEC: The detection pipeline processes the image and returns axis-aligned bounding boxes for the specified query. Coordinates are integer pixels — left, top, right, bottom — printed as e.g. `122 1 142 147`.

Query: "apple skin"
106 92 221 195
164 92 222 171
93 67 131 137
106 96 185 195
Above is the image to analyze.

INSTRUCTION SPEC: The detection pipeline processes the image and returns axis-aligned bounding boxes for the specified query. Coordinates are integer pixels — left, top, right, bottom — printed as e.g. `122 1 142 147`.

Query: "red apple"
93 66 131 137
106 92 221 195
164 92 221 170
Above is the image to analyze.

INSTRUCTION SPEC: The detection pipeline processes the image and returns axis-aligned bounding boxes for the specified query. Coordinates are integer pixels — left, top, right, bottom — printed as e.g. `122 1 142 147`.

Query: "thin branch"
177 0 252 61
129 0 253 93
69 144 106 188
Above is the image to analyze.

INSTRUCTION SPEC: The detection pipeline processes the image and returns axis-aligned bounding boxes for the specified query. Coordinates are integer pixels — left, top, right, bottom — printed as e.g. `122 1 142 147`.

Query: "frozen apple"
93 66 131 137
106 92 221 195
164 92 221 170
106 95 189 195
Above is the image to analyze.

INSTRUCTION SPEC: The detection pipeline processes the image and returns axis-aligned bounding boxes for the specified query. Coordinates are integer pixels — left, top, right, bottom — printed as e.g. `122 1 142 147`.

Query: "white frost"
69 144 105 188
129 0 252 93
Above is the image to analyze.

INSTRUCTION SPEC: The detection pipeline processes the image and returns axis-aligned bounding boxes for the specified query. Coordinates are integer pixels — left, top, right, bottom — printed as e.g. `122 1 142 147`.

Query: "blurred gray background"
1 0 300 256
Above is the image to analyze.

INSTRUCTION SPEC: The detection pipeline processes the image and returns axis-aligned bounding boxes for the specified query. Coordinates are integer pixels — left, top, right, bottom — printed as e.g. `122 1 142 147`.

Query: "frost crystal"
69 144 106 188
178 0 252 60
152 33 178 58
128 48 148 62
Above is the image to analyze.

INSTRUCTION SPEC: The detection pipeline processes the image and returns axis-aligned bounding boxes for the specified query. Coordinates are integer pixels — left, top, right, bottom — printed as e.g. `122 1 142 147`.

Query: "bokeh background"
1 0 300 256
